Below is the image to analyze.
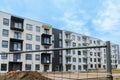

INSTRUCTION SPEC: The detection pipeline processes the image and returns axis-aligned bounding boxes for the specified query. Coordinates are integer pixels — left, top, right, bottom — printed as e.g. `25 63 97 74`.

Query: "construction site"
0 41 120 80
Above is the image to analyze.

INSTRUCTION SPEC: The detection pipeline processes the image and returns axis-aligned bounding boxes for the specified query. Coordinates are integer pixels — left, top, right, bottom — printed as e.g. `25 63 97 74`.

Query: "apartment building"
0 11 119 73
52 29 119 71
0 11 52 73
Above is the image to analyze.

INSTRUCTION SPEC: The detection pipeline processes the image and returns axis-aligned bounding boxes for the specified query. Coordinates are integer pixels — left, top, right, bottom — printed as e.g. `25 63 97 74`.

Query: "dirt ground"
44 72 120 80
0 71 52 80
1 71 120 80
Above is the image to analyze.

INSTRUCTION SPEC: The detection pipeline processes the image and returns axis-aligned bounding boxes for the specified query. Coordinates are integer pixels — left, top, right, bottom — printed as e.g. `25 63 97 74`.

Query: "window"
1 53 8 59
72 42 76 47
26 34 32 40
59 33 62 39
14 22 22 29
14 32 21 39
25 64 31 70
2 40 8 48
35 45 40 50
78 65 81 70
90 52 92 56
3 18 9 26
36 35 40 42
73 65 76 70
77 36 81 41
35 54 40 60
78 51 81 55
44 29 49 34
13 42 22 50
52 34 54 40
35 64 40 70
1 64 7 71
26 44 32 50
26 54 32 60
59 50 62 55
73 50 76 54
72 35 75 40
13 54 21 61
2 29 9 37
65 33 70 39
90 40 92 44
79 58 81 62
26 24 32 31
36 26 40 32
94 58 96 62
59 41 62 47
78 43 81 47
73 58 76 62
90 58 92 62
43 37 50 44
91 64 93 68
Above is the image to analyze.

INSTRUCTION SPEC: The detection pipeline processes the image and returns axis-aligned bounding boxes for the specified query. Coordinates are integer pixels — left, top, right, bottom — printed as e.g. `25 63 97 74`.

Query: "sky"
0 0 120 45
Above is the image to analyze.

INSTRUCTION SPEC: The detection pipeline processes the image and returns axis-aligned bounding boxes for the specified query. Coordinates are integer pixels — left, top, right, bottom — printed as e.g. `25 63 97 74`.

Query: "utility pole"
106 41 113 80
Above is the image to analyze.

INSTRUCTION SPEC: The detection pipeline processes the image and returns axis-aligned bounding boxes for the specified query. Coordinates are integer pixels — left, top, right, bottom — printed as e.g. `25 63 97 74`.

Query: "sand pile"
0 71 52 80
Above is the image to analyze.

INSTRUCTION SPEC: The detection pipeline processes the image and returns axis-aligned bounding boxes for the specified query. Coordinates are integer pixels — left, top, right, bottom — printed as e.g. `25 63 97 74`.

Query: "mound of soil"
0 71 52 80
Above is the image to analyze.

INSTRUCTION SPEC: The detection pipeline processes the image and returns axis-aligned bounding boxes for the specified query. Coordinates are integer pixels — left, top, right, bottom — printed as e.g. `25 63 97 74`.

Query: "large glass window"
36 26 40 32
1 64 7 71
25 64 31 70
3 18 9 26
35 54 40 60
36 35 40 42
26 34 32 40
14 32 21 39
13 53 21 61
26 44 32 50
2 29 9 37
26 54 32 60
44 37 50 44
26 24 33 31
14 22 22 29
2 40 8 48
13 42 21 50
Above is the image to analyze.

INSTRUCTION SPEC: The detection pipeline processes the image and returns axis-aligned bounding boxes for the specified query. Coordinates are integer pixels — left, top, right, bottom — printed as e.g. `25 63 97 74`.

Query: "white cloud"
93 0 120 31
92 0 120 44
52 11 92 35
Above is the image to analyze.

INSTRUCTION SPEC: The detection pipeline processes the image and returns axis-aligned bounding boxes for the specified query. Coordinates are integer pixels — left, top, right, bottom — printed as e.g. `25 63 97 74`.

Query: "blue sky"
0 0 120 45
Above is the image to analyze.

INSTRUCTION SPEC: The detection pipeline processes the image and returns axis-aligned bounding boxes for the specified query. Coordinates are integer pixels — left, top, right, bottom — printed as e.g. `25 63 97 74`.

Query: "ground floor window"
1 64 7 71
35 64 40 70
25 64 31 70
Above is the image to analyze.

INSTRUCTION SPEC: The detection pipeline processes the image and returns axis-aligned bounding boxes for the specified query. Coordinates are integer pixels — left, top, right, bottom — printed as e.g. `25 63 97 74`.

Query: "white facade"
0 11 52 73
0 11 119 73
62 30 119 71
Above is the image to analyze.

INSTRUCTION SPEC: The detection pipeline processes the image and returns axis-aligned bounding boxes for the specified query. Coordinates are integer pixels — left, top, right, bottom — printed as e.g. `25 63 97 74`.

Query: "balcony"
10 38 23 51
41 53 51 64
11 16 24 31
41 34 51 46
